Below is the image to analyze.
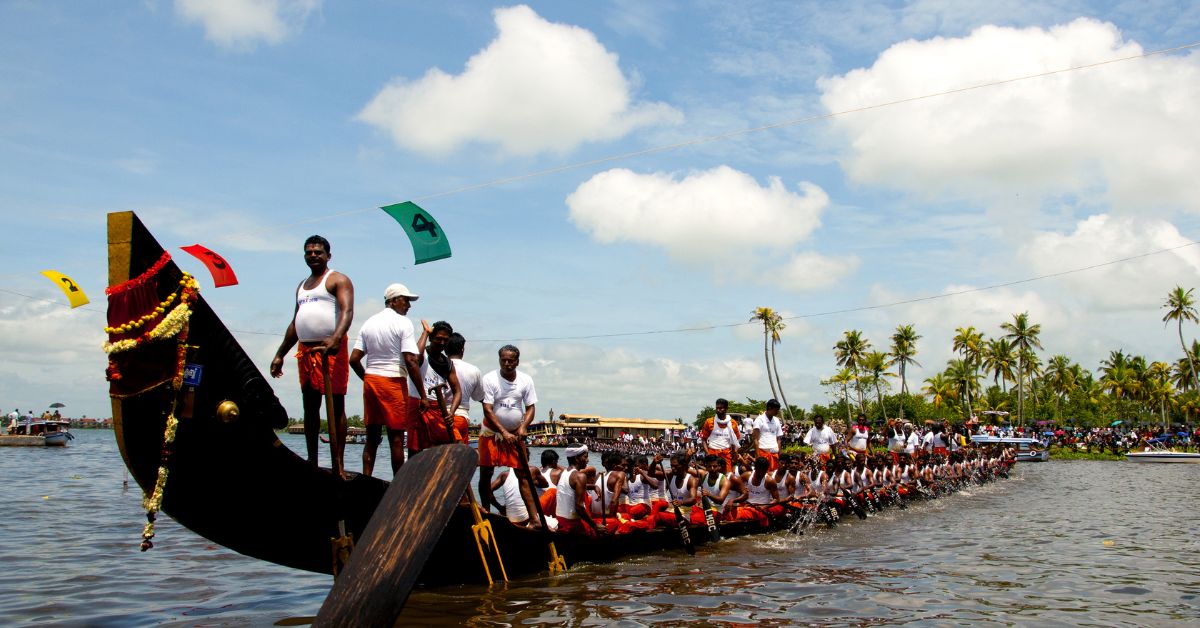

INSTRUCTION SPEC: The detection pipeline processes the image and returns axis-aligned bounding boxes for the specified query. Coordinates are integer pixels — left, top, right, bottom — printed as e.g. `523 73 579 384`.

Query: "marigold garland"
103 274 198 356
101 262 199 552
106 250 172 296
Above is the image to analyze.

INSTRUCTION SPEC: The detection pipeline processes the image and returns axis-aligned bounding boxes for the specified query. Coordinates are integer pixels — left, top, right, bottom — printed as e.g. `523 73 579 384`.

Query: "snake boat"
105 211 782 587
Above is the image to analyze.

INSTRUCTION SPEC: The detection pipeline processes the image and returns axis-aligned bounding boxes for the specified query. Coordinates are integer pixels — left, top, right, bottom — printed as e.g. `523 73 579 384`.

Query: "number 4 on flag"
380 202 452 265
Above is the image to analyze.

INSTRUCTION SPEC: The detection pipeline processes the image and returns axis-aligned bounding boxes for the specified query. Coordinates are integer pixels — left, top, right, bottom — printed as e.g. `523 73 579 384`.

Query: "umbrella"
1110 420 1123 426
49 402 65 408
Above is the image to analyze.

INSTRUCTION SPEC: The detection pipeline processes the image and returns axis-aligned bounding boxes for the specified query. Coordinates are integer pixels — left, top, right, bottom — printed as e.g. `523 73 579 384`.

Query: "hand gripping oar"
660 462 695 556
516 442 567 574
431 387 506 584
314 445 477 628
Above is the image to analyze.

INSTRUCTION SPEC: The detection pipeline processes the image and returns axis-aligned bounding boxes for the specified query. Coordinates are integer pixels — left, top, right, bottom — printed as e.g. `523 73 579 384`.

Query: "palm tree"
923 373 953 419
767 315 795 422
889 324 921 421
945 359 980 420
982 337 1017 393
824 367 857 423
1162 286 1200 391
834 330 871 411
1000 312 1043 427
1172 341 1200 392
750 307 780 400
863 350 895 420
1146 361 1174 429
952 326 984 419
1044 355 1077 421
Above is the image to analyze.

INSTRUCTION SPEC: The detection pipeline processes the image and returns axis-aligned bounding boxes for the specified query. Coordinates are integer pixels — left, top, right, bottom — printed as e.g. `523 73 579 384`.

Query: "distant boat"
1 419 74 447
1125 450 1200 464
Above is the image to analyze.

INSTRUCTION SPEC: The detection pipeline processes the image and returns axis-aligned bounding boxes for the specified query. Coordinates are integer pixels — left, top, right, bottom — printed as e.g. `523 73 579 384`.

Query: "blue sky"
2 1 1199 422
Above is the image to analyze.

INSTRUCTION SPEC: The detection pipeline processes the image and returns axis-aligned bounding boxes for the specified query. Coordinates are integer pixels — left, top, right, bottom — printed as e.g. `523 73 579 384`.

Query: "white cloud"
114 149 157 175
174 0 320 50
356 5 680 156
1019 213 1200 311
819 18 1200 211
773 251 861 292
135 205 294 252
567 166 828 261
518 342 763 420
0 296 108 418
567 165 854 292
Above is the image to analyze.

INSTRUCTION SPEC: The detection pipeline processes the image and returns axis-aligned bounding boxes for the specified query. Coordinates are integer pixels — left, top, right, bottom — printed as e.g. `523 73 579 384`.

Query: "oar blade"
314 444 477 628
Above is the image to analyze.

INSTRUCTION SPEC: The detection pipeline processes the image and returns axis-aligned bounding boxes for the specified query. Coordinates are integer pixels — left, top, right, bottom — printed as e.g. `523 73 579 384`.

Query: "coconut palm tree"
863 350 895 420
834 330 871 411
1172 341 1200 392
750 307 780 400
952 326 984 419
923 372 954 419
982 337 1017 393
824 367 857 423
1146 361 1174 428
1162 286 1200 391
1044 355 1077 421
889 324 921 421
945 359 981 420
1000 312 1043 427
767 315 795 422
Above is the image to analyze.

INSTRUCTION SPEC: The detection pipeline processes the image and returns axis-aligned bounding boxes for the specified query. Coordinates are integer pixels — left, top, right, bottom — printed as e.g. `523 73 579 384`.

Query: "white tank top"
653 472 668 501
497 471 528 523
628 474 647 506
294 269 338 342
746 473 772 505
555 469 579 519
538 468 556 496
849 427 869 451
668 474 691 502
590 473 618 515
701 473 726 508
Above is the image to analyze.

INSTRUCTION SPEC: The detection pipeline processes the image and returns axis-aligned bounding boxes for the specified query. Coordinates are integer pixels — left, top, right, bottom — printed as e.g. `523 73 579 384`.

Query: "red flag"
180 245 238 287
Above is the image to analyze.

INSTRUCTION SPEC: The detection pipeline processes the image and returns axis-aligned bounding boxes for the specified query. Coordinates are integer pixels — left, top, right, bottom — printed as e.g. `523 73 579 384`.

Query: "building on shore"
554 413 687 440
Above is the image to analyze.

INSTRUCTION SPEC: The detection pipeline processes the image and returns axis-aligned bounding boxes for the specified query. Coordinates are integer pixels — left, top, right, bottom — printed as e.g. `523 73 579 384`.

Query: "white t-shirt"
753 414 783 452
904 431 920 454
416 355 451 402
351 308 417 377
481 370 537 434
804 425 838 454
452 358 485 417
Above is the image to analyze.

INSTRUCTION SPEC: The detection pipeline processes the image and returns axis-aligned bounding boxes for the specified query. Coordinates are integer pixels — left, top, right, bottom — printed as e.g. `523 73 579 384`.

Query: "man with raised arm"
270 235 354 479
478 345 541 527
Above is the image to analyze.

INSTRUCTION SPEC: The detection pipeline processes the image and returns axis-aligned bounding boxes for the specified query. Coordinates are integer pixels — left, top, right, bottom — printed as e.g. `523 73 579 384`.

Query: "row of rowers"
488 443 1017 536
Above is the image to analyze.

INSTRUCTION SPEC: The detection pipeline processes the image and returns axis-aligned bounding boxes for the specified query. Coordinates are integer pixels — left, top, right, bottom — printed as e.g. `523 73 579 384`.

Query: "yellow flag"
40 270 89 308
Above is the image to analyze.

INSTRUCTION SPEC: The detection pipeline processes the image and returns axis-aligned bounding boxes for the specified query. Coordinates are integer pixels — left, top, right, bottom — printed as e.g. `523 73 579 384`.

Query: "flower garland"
100 263 198 551
106 250 172 296
103 273 198 355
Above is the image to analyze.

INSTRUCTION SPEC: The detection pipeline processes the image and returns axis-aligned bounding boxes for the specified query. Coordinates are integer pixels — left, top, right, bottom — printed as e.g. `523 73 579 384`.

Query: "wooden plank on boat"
314 444 478 628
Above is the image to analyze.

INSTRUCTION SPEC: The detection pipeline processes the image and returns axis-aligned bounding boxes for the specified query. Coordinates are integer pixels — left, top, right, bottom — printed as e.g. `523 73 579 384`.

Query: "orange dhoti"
362 374 411 431
296 337 349 394
759 450 780 471
478 434 525 468
451 414 470 444
556 517 597 537
539 488 557 514
709 448 733 471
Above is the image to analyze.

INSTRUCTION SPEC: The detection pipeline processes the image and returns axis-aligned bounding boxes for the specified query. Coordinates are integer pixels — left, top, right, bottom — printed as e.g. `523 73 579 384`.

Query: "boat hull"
1125 452 1200 464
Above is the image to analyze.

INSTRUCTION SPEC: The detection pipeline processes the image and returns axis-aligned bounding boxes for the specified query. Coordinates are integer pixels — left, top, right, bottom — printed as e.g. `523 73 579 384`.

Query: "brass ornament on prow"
215 400 240 423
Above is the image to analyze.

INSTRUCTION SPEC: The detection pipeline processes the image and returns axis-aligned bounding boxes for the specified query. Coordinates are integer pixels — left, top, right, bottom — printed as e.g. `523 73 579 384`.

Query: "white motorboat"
1125 450 1200 464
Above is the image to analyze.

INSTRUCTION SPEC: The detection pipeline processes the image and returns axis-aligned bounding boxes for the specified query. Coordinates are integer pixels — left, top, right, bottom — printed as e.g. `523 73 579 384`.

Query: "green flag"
380 202 452 265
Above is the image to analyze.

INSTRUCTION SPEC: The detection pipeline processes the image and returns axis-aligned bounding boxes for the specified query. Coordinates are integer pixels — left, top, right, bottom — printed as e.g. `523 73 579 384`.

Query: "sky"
2 0 1199 423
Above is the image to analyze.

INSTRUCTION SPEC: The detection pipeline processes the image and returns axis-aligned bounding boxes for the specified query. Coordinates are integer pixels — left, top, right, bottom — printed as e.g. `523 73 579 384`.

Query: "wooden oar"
431 387 507 584
699 493 721 542
515 442 567 574
659 461 695 556
314 444 477 628
321 353 344 479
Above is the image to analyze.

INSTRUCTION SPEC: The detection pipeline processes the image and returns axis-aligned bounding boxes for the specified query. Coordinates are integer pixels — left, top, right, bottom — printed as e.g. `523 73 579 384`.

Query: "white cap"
384 283 419 301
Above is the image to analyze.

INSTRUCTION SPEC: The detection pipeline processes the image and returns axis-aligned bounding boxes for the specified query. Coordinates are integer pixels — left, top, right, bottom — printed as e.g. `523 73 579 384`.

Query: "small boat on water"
1125 449 1200 463
1 420 75 447
969 435 1049 462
